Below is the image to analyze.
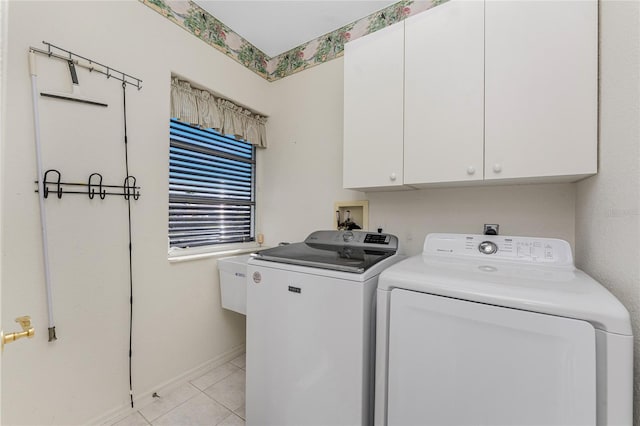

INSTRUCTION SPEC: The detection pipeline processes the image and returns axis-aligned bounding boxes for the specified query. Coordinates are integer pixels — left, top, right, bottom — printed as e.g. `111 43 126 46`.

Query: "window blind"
169 118 255 248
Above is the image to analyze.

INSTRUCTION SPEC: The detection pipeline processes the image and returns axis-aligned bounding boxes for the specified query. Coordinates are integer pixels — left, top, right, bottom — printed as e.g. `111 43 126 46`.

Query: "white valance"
170 77 267 148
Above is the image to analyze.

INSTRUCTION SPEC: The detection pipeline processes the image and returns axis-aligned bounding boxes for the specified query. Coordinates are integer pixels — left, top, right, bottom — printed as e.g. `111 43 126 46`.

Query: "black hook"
123 176 140 201
43 169 62 199
88 173 106 200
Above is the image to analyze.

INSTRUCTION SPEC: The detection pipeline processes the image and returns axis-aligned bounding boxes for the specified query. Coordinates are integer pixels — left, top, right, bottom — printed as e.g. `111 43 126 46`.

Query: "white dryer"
375 233 633 426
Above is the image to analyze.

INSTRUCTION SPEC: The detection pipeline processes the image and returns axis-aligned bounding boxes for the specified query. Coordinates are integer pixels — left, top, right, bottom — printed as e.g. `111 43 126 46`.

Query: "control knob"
478 241 498 255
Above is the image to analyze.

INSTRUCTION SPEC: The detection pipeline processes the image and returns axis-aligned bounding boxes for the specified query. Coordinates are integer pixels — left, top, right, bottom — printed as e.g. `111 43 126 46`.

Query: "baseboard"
92 343 246 425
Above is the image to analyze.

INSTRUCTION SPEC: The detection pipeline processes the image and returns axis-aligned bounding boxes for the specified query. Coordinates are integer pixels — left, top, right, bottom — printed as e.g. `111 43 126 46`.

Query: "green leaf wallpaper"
140 0 445 81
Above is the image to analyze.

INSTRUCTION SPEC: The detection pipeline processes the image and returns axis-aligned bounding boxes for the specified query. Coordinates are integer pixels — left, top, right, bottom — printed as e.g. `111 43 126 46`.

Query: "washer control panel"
423 233 573 266
304 230 398 251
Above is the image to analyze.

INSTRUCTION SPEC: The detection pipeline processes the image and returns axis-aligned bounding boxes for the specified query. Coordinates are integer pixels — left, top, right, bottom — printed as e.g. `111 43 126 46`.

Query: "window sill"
168 243 262 264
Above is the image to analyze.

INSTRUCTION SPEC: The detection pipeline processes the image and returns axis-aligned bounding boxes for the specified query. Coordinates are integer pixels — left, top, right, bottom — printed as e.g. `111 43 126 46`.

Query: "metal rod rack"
29 41 143 90
35 169 141 200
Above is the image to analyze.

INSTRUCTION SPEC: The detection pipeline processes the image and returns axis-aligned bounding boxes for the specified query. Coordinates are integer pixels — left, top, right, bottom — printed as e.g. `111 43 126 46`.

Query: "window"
169 118 255 249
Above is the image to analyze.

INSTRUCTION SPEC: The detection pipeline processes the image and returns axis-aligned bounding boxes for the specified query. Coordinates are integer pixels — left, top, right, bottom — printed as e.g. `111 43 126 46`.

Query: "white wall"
575 0 640 423
262 56 576 255
367 184 575 255
260 58 366 244
0 0 7 416
1 1 269 424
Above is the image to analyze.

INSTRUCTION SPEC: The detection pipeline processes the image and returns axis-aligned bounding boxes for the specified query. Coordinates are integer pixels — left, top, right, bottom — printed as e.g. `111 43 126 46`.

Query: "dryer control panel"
423 233 573 266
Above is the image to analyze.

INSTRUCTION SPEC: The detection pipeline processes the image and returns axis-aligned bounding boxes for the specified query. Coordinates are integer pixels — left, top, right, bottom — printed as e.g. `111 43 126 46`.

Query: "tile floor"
112 353 246 426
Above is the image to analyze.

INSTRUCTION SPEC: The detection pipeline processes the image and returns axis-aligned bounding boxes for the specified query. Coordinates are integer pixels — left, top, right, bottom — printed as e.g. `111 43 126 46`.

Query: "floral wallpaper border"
141 0 446 82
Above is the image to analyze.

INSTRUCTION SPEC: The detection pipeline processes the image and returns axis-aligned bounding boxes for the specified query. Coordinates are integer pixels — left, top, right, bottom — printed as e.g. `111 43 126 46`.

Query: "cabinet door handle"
389 173 397 181
493 163 502 173
467 166 476 175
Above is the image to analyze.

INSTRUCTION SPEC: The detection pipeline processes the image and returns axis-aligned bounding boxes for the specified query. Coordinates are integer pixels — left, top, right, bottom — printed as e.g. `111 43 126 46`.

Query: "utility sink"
218 254 252 315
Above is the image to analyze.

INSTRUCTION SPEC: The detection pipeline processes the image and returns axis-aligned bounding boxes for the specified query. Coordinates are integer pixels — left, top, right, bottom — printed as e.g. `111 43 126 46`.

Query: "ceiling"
192 1 399 58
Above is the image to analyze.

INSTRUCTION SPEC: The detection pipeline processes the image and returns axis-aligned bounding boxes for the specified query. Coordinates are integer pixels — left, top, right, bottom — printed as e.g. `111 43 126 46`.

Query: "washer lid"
252 230 398 273
378 234 631 335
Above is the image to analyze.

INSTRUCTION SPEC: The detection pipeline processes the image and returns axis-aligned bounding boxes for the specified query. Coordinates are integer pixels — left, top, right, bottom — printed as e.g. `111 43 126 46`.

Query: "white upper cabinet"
484 0 598 181
343 21 405 190
343 0 597 190
404 0 484 185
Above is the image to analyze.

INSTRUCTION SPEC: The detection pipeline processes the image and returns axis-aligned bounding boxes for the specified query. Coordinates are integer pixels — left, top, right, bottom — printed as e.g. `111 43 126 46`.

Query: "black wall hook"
43 169 62 199
36 171 141 200
88 173 106 199
123 176 140 201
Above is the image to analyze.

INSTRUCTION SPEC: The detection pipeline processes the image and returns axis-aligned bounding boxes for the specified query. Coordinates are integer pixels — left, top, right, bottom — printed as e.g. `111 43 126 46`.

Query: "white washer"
246 230 402 426
375 233 633 426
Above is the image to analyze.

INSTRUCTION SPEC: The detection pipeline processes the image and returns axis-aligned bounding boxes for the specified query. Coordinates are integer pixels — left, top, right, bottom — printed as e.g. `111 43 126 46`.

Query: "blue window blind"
169 118 255 248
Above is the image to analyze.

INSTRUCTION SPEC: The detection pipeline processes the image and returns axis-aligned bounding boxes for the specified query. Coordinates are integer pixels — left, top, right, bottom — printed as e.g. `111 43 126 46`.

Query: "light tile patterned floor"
113 353 246 426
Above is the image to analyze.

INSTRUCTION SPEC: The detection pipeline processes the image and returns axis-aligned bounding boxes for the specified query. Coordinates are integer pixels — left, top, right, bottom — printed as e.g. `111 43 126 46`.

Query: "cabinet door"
485 0 597 181
404 0 484 185
343 22 404 190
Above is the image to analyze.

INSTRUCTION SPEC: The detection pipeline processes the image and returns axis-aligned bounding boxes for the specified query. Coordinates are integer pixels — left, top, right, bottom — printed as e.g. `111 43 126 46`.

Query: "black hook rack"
35 169 142 200
30 41 143 90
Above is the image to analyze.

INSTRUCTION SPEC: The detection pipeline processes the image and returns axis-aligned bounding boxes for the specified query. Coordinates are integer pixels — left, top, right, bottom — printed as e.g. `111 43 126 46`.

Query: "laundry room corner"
575 0 640 422
261 55 579 254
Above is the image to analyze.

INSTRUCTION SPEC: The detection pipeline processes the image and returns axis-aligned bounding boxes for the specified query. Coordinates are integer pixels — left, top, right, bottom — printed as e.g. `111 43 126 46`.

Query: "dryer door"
387 289 596 426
